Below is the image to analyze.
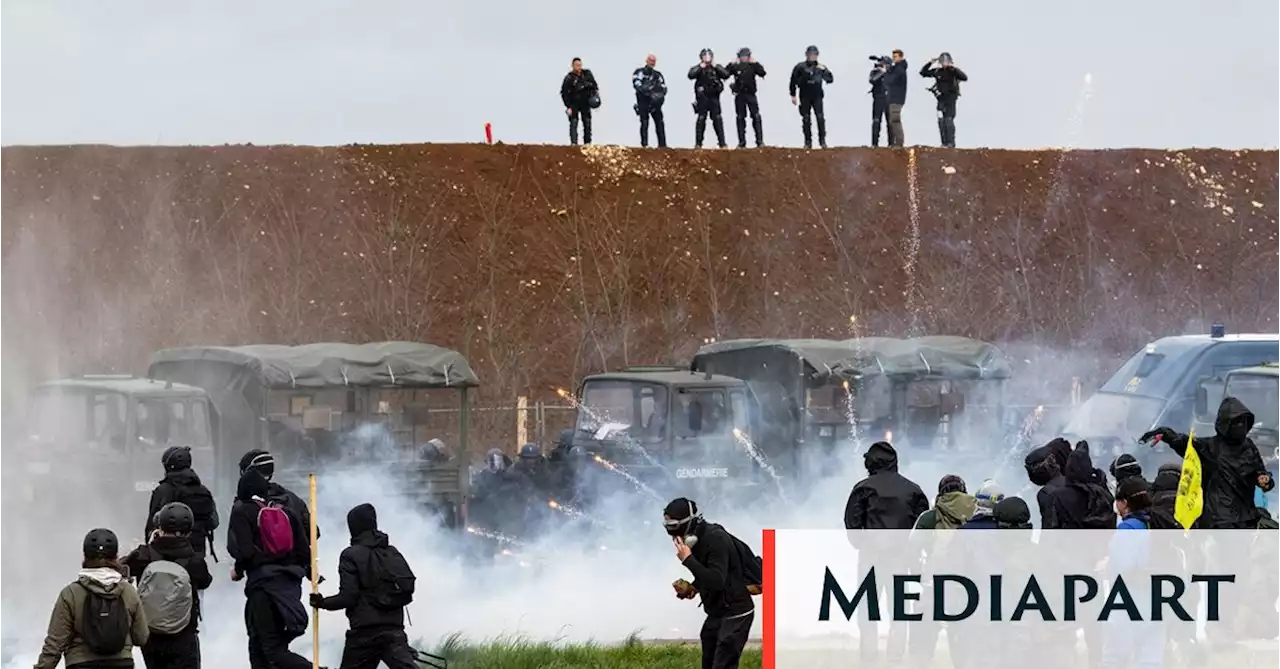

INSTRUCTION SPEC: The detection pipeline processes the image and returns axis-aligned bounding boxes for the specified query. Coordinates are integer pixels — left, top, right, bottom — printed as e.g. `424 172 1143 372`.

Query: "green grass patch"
415 632 763 669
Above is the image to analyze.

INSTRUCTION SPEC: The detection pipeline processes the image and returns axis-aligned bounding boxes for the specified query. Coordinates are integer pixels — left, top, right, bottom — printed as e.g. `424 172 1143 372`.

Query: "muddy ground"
2 144 1276 443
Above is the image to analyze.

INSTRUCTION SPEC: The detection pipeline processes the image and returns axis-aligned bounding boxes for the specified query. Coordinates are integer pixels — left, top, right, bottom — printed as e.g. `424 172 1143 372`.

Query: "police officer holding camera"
725 47 766 148
789 45 834 149
868 56 891 147
920 52 967 148
688 48 731 149
633 53 668 148
560 57 599 145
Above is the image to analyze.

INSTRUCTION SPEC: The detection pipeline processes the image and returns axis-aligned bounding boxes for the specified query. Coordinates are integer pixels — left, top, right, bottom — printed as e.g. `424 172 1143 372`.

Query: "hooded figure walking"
725 47 766 148
688 48 730 149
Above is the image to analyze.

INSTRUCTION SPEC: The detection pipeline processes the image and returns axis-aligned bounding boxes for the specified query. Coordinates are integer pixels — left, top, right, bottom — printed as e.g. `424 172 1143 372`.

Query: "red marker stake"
484 123 493 145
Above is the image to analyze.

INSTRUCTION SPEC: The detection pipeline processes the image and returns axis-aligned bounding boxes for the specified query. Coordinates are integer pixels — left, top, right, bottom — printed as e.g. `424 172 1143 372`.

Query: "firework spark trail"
465 526 525 547
844 314 866 453
592 455 663 501
556 388 666 468
994 405 1046 477
547 498 612 529
731 429 791 504
903 147 924 337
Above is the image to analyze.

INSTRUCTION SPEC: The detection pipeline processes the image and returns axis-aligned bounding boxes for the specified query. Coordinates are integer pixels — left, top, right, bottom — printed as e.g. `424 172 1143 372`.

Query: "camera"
869 55 891 66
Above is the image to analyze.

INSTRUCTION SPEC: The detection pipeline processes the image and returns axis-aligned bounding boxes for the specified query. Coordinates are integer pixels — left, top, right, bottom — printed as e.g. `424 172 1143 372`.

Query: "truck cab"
10 376 216 524
568 367 762 501
1064 330 1278 461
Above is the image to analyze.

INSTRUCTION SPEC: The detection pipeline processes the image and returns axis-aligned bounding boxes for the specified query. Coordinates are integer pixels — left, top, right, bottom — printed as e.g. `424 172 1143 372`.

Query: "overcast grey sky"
2 0 1277 149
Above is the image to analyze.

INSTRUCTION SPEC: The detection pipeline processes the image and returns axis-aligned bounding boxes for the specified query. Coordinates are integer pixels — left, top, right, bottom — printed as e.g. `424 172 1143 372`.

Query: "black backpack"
177 484 219 532
728 532 763 594
1078 483 1117 529
366 545 416 609
78 587 130 655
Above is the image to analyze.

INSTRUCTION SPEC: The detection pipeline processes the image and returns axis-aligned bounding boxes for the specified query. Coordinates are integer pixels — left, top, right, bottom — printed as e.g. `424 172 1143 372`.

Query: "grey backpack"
137 559 193 634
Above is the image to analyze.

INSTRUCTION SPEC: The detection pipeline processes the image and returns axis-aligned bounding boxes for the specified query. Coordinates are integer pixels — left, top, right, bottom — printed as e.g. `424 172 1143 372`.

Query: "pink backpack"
254 500 295 557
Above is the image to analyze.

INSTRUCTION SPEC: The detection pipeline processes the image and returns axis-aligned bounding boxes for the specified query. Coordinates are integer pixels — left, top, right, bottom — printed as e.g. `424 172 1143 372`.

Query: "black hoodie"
844 442 930 530
227 469 311 577
124 534 213 634
1055 441 1116 529
1025 439 1070 528
1156 397 1273 528
146 468 219 555
680 521 754 619
315 503 407 631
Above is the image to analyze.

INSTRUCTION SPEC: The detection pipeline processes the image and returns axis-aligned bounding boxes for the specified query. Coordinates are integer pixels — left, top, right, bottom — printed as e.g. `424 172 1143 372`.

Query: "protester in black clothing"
883 49 909 146
725 47 766 148
1024 437 1071 528
788 45 834 149
1057 440 1117 529
688 48 730 149
1109 453 1144 486
664 498 754 669
239 449 318 541
632 53 668 148
560 57 599 146
919 52 968 147
228 468 313 669
843 441 930 530
1142 396 1275 528
311 503 417 669
126 502 214 669
868 56 891 147
147 445 219 559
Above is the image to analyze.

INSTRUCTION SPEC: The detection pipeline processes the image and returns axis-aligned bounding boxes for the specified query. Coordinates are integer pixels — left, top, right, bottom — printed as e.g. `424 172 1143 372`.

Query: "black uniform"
919 61 968 147
124 534 214 669
788 61 834 148
313 504 417 669
883 59 909 146
868 65 890 147
688 62 730 148
843 441 929 530
560 68 599 145
146 462 219 558
632 65 668 148
666 500 754 669
725 60 766 148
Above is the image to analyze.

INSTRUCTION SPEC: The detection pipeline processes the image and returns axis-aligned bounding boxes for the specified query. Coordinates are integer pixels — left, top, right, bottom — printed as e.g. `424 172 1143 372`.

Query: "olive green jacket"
34 567 149 669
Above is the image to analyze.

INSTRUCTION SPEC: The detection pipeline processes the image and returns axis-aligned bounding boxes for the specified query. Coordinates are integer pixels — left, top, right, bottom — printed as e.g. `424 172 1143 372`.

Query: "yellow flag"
1174 429 1203 531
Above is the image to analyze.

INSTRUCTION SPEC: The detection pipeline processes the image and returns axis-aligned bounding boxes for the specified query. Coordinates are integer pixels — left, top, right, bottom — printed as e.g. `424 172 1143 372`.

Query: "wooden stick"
309 473 319 669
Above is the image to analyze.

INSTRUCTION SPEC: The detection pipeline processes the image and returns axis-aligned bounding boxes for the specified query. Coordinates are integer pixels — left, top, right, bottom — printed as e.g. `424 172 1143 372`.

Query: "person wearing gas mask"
1142 396 1275 529
868 56 891 147
632 53 668 148
560 57 599 146
725 47 766 148
688 48 731 149
788 45 834 149
664 498 755 669
882 49 909 147
919 52 968 147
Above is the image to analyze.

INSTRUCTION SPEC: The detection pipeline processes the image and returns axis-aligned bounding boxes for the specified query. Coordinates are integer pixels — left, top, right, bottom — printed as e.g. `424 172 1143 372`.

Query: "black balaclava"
1110 454 1143 483
1215 397 1255 446
993 497 1032 529
864 441 898 475
161 445 193 472
239 449 276 480
347 503 378 538
236 467 270 501
663 497 702 546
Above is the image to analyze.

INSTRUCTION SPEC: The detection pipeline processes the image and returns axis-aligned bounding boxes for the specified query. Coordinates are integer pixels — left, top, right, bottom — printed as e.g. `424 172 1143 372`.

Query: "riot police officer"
632 53 669 148
687 48 730 149
788 45 834 149
868 56 891 147
919 52 968 147
725 47 766 148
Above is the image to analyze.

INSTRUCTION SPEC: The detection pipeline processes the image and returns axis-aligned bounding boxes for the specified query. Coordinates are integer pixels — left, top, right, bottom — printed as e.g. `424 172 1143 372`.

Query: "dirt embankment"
2 144 1276 438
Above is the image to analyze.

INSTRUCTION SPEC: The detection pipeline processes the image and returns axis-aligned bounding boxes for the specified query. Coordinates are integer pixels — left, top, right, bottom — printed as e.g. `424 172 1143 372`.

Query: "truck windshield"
1224 374 1279 431
576 381 669 443
29 391 128 451
137 399 212 448
1063 392 1165 441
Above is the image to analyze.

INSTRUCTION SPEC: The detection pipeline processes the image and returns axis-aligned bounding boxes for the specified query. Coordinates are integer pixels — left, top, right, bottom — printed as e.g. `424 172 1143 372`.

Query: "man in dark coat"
788 45 834 149
126 502 214 669
240 449 318 540
560 57 599 145
845 441 930 530
688 48 731 149
147 445 219 558
725 47 766 148
1057 441 1117 529
311 503 417 669
1143 396 1275 529
1024 437 1071 528
665 498 754 669
882 49 909 146
632 53 669 148
868 56 891 147
918 52 968 147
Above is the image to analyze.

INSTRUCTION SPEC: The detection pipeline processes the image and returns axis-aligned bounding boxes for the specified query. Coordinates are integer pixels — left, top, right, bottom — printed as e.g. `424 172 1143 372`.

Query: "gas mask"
663 499 701 547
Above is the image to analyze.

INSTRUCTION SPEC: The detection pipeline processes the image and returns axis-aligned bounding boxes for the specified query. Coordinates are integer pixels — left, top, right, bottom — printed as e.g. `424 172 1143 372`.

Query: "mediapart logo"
759 529 1279 669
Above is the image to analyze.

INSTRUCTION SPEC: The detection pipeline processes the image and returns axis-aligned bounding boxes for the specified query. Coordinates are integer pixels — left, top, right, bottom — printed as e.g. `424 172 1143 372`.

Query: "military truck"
146 342 478 528
7 375 216 525
565 367 767 505
690 336 1012 465
1064 328 1278 463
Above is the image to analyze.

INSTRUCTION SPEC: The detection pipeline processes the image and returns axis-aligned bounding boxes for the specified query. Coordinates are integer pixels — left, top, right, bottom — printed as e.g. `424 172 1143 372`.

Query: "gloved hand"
673 578 697 600
309 592 326 609
1140 427 1177 445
